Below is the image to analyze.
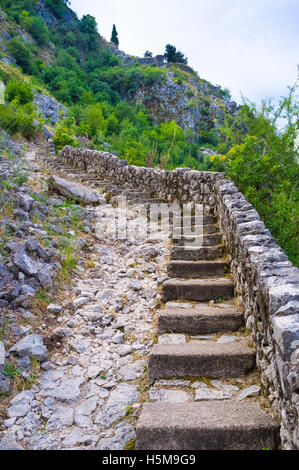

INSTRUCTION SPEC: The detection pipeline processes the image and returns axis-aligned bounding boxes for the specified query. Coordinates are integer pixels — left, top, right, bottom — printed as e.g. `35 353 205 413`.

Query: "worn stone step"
82 180 102 187
158 305 243 334
127 198 166 206
172 224 219 235
110 189 151 200
172 233 222 247
56 167 83 173
110 188 137 195
173 215 217 225
65 170 88 175
83 179 111 185
79 178 102 184
102 183 125 191
162 278 234 302
171 245 224 261
136 402 280 450
148 339 256 382
54 166 76 171
167 260 229 278
76 175 100 180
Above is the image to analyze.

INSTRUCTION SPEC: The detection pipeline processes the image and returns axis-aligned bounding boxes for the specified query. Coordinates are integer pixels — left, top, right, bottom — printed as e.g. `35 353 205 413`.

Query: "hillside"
0 0 298 454
0 0 237 169
0 0 298 265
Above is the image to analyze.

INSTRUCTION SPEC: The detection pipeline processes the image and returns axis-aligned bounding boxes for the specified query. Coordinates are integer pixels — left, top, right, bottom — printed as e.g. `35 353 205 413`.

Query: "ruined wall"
58 146 299 449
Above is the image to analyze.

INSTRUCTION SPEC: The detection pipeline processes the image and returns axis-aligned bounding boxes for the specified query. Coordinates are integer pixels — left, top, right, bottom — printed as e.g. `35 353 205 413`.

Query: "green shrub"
53 124 79 151
214 82 299 266
14 170 29 187
19 10 33 30
0 104 35 138
44 0 67 18
5 79 33 104
28 16 49 45
85 104 105 136
7 37 34 74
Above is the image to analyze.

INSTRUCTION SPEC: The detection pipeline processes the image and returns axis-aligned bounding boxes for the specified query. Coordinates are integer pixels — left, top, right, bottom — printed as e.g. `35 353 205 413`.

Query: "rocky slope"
0 142 170 450
132 66 237 134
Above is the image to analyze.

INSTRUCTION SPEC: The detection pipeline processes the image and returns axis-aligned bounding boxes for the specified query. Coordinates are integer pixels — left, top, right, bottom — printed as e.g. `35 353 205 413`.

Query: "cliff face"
132 68 237 134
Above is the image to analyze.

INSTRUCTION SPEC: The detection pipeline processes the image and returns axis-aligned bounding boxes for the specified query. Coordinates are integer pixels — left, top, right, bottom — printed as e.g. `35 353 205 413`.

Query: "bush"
214 82 299 266
53 124 79 152
5 79 33 105
7 37 34 74
28 16 49 46
44 0 67 18
0 104 35 138
85 104 105 136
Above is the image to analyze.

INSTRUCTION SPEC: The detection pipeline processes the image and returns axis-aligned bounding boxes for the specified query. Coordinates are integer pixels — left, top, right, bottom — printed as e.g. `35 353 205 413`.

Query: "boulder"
0 262 14 290
13 247 38 276
9 334 48 361
0 433 24 450
0 371 10 394
48 175 101 205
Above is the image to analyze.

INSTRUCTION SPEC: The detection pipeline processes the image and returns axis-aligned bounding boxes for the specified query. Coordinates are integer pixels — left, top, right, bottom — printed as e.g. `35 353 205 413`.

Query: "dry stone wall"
215 180 299 449
58 147 219 213
58 146 299 449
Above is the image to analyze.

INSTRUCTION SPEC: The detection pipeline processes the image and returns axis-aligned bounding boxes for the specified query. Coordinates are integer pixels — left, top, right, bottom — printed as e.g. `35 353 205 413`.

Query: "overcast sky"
69 0 298 104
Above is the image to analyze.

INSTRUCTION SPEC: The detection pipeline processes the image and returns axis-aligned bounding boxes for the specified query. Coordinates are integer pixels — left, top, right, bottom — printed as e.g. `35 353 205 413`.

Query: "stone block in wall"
268 283 299 315
276 301 299 316
272 315 299 362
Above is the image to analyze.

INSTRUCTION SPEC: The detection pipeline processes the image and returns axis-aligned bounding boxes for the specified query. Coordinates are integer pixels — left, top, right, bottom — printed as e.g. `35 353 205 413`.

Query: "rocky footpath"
0 143 170 450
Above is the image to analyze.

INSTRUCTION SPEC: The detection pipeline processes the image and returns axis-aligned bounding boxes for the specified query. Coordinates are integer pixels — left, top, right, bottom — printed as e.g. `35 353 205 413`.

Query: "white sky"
69 0 298 104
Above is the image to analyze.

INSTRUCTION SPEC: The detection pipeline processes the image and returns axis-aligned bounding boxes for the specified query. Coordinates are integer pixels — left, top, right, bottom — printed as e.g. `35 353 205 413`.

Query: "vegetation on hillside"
0 0 297 266
164 44 188 64
111 24 119 47
211 78 299 266
0 0 224 170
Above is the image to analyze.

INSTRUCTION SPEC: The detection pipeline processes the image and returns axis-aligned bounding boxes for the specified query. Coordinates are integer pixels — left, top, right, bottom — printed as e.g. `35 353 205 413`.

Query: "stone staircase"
39 146 281 450
136 215 280 450
40 148 165 208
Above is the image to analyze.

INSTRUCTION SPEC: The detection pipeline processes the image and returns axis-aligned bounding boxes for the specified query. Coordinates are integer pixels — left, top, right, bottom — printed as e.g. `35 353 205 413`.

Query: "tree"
144 50 153 58
80 14 98 51
44 0 69 18
29 16 50 45
164 44 188 64
111 24 119 46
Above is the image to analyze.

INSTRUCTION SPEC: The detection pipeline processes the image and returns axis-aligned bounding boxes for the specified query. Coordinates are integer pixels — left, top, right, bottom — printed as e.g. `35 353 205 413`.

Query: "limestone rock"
238 386 261 401
149 388 190 403
195 389 232 401
0 433 24 450
48 175 101 205
158 334 186 344
45 377 85 403
9 335 48 361
13 247 38 276
46 303 62 315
